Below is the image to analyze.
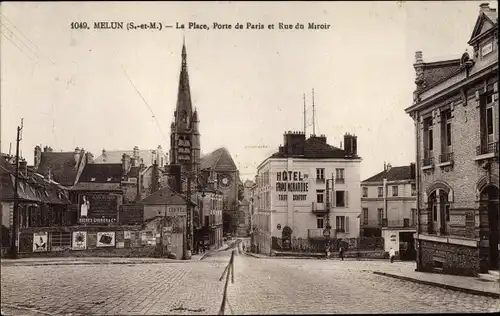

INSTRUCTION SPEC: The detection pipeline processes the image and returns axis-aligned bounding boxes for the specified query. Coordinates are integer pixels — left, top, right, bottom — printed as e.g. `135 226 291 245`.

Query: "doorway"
481 185 499 271
399 231 416 261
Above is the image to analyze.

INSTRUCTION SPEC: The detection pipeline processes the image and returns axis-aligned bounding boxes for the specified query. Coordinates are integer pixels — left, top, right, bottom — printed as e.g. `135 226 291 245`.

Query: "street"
1 248 499 315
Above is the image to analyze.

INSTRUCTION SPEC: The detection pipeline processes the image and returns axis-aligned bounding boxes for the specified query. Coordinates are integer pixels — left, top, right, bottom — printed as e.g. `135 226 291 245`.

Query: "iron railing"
476 142 499 156
218 248 236 315
439 152 454 163
422 156 434 167
335 177 345 184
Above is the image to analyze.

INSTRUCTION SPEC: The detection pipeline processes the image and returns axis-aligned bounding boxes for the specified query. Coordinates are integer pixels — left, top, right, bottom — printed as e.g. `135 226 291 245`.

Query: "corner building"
253 131 362 254
405 4 498 276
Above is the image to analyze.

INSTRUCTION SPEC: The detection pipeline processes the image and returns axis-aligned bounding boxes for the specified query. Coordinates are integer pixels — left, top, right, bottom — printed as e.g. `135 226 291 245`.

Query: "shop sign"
33 232 48 252
96 232 116 247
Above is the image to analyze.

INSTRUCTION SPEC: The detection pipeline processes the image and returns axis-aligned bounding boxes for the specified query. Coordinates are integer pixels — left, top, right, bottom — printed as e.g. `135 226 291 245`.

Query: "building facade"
361 163 417 260
199 147 241 236
94 146 167 168
405 4 498 276
253 131 362 254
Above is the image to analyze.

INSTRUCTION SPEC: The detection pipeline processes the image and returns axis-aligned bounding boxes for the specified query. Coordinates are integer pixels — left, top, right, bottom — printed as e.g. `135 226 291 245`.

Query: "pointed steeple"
175 40 193 131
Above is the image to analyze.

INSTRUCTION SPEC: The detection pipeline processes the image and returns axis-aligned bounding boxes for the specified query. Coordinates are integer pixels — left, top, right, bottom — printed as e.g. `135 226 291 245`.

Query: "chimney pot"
480 3 489 9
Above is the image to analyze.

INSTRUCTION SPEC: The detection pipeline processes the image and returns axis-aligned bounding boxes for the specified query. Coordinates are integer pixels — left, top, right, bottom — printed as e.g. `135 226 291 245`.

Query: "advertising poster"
32 232 48 252
124 231 131 239
72 231 87 250
96 232 116 247
78 193 118 225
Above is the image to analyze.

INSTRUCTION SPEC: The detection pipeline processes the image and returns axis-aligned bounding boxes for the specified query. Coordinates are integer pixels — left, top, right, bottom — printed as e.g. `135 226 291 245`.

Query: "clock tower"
169 41 201 191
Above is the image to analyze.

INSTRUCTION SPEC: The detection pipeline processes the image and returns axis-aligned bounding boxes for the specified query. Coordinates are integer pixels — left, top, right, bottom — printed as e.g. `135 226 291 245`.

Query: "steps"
478 270 500 283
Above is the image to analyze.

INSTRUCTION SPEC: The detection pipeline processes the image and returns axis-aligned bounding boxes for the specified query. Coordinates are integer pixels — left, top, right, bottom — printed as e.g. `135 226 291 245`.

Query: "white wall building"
253 131 362 252
360 163 417 260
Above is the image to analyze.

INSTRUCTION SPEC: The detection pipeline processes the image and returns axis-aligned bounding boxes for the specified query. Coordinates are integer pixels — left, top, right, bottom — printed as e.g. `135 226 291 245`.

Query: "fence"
271 236 384 253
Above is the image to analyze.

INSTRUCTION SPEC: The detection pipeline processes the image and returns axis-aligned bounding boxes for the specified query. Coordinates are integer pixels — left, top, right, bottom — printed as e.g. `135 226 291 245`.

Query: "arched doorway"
480 185 499 271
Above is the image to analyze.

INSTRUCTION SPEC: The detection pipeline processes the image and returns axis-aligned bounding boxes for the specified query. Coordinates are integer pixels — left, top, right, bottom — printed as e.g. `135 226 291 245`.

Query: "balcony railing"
308 228 327 239
476 142 499 156
335 177 345 184
439 152 454 163
361 219 383 227
382 219 415 228
422 156 434 167
316 178 325 184
311 202 328 214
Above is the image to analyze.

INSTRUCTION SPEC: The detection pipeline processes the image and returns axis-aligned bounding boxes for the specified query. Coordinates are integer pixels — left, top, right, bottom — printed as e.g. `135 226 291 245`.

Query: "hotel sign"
275 170 308 201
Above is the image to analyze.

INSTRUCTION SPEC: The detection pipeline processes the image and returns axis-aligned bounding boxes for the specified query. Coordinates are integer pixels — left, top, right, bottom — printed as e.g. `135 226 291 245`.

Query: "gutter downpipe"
415 110 422 272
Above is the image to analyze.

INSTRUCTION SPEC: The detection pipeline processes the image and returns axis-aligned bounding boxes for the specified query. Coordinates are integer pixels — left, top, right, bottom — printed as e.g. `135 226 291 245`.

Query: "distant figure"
242 243 246 252
339 247 344 261
389 247 396 263
80 195 90 217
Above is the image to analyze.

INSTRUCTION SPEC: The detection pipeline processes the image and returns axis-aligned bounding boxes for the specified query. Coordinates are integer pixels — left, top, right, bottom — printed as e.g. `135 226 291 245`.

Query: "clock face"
219 174 232 189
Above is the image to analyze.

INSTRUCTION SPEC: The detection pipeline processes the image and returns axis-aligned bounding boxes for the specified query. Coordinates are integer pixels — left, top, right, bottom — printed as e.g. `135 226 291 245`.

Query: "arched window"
427 189 450 235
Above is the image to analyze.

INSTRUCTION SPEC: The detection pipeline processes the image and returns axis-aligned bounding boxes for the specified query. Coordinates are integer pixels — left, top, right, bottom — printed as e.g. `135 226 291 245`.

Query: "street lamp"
324 176 334 257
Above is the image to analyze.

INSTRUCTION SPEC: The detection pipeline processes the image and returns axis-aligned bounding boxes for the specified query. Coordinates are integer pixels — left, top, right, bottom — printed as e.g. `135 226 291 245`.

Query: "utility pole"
303 93 307 136
312 88 316 136
10 118 23 259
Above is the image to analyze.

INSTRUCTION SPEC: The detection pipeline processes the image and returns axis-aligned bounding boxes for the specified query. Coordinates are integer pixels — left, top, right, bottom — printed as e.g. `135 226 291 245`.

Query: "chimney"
352 135 358 157
479 3 490 11
415 51 423 64
410 163 416 180
386 163 392 171
86 152 94 164
34 145 42 170
19 160 28 176
344 133 353 157
102 149 107 162
384 161 387 171
74 147 81 167
122 153 131 175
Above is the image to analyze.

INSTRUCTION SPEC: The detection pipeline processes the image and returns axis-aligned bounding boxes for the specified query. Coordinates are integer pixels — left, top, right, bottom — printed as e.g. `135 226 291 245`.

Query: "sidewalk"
374 269 500 299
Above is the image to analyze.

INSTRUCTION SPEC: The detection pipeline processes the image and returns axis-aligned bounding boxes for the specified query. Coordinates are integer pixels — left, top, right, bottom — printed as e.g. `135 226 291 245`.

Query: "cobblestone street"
2 249 500 315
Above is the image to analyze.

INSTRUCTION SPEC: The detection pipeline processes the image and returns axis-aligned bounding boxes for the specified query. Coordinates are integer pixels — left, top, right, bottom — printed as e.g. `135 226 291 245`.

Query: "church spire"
175 40 192 130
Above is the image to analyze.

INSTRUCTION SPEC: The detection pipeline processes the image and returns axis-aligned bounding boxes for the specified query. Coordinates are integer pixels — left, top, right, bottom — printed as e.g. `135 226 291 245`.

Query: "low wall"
271 249 387 259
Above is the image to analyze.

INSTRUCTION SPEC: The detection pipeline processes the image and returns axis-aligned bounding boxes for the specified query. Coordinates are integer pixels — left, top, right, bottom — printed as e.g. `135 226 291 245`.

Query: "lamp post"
324 175 334 257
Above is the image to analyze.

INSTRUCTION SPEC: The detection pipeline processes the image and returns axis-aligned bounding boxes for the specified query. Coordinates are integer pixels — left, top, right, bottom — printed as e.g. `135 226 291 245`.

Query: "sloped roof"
269 137 355 159
71 182 122 191
36 152 80 186
362 166 413 183
127 166 142 177
78 164 123 183
94 149 165 165
200 147 237 171
469 8 498 44
139 185 195 206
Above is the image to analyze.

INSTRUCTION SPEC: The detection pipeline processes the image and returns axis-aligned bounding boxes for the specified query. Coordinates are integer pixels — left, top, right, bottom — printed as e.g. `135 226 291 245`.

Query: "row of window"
362 184 417 198
316 190 348 207
361 208 417 226
423 91 497 161
316 215 349 232
316 168 345 180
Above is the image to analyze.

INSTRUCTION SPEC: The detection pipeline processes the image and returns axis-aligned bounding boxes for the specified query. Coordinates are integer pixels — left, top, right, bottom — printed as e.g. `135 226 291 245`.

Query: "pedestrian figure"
389 247 396 263
242 243 246 252
339 247 344 261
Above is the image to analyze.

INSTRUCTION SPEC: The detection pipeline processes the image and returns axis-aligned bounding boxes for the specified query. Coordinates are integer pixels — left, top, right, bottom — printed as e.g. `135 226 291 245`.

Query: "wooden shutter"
345 216 350 233
345 191 349 207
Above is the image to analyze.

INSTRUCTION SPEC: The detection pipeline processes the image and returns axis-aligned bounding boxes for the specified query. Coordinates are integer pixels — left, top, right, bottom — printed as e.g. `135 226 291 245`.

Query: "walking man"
339 247 344 261
389 247 396 263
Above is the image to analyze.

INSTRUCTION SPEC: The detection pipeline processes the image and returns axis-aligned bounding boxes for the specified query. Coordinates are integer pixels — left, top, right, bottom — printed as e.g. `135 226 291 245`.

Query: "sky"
0 1 495 181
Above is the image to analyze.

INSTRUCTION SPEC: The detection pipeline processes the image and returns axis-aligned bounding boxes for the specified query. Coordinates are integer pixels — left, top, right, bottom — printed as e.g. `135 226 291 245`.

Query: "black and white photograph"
0 1 499 315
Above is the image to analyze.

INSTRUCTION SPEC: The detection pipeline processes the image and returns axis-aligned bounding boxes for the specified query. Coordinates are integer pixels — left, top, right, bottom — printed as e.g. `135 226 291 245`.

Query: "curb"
373 271 500 299
1 259 191 267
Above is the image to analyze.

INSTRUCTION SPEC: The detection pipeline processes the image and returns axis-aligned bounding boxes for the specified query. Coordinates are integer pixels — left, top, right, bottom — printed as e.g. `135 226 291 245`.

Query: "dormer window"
90 177 96 182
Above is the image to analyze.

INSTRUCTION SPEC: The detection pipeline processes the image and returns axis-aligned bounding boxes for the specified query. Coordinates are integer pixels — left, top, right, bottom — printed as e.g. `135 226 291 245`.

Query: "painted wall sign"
33 232 48 252
96 232 116 247
275 170 309 193
72 231 87 250
167 206 186 216
78 193 118 224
